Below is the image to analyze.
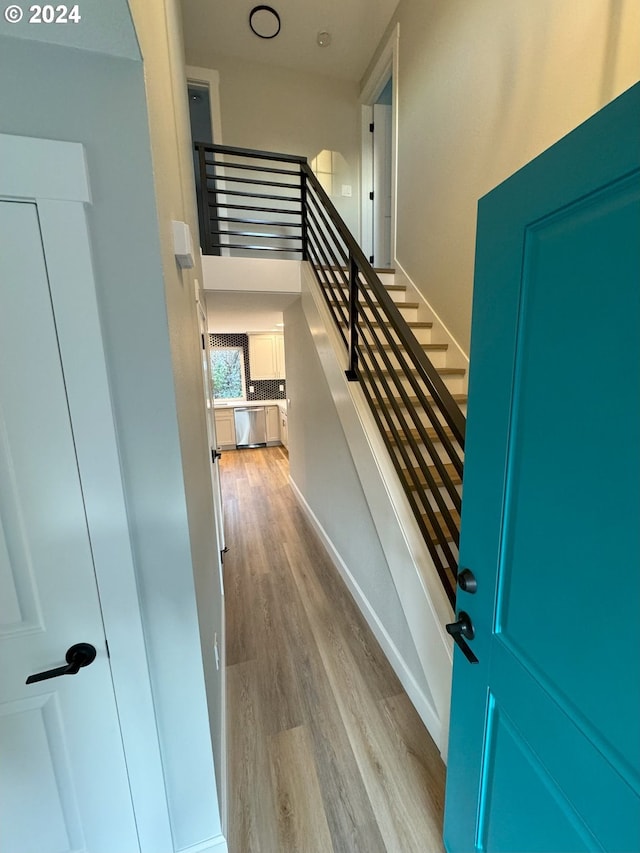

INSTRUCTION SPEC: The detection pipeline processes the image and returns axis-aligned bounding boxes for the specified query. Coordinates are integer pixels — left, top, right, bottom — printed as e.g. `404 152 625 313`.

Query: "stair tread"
369 320 433 329
383 424 463 444
400 462 462 488
316 264 395 275
381 342 448 351
379 366 466 377
329 300 420 310
323 281 406 292
421 509 461 543
374 392 468 407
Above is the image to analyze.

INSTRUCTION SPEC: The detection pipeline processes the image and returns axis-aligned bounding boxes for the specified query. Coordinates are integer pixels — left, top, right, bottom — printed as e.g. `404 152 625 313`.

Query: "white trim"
360 24 399 105
0 134 90 202
0 133 173 852
289 476 442 740
186 65 223 145
177 834 228 853
360 105 373 259
359 24 400 265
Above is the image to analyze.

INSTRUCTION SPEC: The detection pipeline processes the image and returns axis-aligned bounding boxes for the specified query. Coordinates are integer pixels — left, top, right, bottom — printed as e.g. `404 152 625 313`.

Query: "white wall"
128 0 227 843
0 6 225 848
185 52 362 235
365 0 640 351
284 298 432 705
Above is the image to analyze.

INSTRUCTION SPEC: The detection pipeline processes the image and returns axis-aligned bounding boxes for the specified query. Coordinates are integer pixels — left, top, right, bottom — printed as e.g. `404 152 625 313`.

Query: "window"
210 347 246 401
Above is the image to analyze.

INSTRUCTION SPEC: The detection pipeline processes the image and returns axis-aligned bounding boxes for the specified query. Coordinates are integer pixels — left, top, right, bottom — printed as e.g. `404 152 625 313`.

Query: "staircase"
194 141 466 607
317 266 467 598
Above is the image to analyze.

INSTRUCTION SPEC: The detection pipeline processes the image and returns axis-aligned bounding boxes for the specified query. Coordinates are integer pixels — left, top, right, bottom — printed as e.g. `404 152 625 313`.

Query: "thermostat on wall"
172 220 194 269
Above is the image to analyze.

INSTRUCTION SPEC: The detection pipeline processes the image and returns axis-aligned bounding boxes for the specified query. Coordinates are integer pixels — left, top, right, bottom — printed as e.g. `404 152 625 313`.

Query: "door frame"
186 65 223 146
360 23 399 264
0 132 173 852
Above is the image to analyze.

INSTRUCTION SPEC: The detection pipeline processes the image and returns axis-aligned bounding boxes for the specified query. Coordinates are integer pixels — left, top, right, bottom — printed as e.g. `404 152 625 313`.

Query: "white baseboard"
289 476 443 746
177 834 228 853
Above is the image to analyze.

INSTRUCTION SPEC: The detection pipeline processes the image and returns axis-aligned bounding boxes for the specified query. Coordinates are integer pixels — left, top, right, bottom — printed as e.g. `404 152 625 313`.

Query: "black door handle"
211 448 222 463
446 612 479 664
26 643 97 685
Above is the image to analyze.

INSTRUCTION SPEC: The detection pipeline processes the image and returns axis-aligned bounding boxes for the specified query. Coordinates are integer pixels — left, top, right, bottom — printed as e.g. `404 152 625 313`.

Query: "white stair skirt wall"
290 479 442 741
393 260 471 374
299 262 454 757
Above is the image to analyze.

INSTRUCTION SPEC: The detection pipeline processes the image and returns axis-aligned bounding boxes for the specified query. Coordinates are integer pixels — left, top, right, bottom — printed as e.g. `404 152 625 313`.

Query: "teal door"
444 83 640 853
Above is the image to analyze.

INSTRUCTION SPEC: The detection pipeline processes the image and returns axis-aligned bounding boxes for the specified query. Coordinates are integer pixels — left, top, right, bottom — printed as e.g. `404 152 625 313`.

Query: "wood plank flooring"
221 446 446 853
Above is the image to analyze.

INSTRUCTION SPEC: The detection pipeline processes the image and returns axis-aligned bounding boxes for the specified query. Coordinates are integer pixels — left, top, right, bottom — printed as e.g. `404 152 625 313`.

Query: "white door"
0 201 140 853
197 298 226 554
372 102 393 268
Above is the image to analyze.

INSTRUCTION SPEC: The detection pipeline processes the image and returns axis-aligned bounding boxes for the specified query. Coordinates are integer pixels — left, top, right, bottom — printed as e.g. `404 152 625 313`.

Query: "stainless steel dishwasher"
234 406 267 448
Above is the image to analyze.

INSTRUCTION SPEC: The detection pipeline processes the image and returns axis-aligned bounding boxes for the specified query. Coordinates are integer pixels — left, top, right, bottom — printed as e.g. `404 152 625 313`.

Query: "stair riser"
379 404 468 430
378 348 448 370
321 285 409 307
360 326 433 345
381 371 466 396
331 304 420 326
359 304 419 324
362 289 408 305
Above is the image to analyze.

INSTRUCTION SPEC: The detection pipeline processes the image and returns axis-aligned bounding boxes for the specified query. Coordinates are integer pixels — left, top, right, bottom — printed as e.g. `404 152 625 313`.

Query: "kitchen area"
209 326 288 452
202 266 300 456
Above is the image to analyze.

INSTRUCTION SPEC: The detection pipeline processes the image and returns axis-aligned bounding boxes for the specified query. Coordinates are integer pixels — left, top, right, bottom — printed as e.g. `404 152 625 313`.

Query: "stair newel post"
346 254 359 381
197 143 214 255
300 166 309 261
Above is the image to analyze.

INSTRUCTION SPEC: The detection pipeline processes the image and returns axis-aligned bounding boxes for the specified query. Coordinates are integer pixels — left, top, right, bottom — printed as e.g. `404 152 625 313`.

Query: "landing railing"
195 142 465 606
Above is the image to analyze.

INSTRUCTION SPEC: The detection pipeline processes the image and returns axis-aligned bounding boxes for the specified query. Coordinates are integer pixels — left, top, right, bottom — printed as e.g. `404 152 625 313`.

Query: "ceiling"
205 290 300 333
180 0 399 82
186 0 400 330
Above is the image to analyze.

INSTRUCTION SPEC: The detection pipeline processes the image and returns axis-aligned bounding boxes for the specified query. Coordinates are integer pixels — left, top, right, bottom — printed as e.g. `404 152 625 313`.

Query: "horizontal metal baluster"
207 188 302 202
214 216 303 228
306 225 349 337
207 173 302 191
355 301 462 542
308 222 349 330
306 189 350 269
355 348 457 604
358 285 464 503
206 159 301 177
212 203 302 216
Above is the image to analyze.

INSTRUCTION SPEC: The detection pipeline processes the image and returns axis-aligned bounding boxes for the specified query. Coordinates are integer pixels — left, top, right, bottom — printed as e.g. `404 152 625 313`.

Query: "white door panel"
0 201 139 852
373 103 393 268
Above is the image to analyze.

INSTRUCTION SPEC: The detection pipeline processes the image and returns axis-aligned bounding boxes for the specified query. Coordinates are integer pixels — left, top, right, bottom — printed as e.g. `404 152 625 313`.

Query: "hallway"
221 446 446 852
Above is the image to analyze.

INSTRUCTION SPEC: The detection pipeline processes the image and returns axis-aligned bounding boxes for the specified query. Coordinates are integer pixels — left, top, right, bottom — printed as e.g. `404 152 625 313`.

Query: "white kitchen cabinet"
265 406 281 445
248 333 285 380
214 408 236 449
275 334 286 379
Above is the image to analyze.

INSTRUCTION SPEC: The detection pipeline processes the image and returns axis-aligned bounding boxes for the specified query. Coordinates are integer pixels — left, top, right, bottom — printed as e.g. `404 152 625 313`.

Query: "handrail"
195 142 466 605
301 163 466 448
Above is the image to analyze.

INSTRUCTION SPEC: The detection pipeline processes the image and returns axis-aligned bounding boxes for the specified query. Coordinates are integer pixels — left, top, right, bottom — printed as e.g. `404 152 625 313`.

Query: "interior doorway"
372 79 393 268
360 25 399 269
186 66 224 256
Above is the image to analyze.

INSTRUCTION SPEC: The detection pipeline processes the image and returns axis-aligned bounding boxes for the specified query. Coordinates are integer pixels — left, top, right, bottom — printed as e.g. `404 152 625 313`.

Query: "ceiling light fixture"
249 5 281 40
317 30 331 47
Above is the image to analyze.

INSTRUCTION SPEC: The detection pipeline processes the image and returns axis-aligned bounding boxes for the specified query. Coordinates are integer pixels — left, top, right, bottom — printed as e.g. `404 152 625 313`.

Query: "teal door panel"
444 82 640 853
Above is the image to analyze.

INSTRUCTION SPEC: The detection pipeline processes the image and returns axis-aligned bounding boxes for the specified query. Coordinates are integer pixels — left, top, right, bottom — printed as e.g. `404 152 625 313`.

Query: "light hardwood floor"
221 446 446 853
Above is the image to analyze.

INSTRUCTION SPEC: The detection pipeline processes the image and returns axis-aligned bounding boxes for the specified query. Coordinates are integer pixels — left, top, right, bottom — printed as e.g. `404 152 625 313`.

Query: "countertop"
214 400 287 411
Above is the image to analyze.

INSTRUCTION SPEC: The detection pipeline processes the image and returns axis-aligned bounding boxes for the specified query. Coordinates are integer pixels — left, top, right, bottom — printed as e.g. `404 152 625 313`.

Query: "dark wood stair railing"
195 142 465 606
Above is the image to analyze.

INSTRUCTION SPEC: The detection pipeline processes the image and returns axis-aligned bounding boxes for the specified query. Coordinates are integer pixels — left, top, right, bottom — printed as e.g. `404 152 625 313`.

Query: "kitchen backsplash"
209 333 286 401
